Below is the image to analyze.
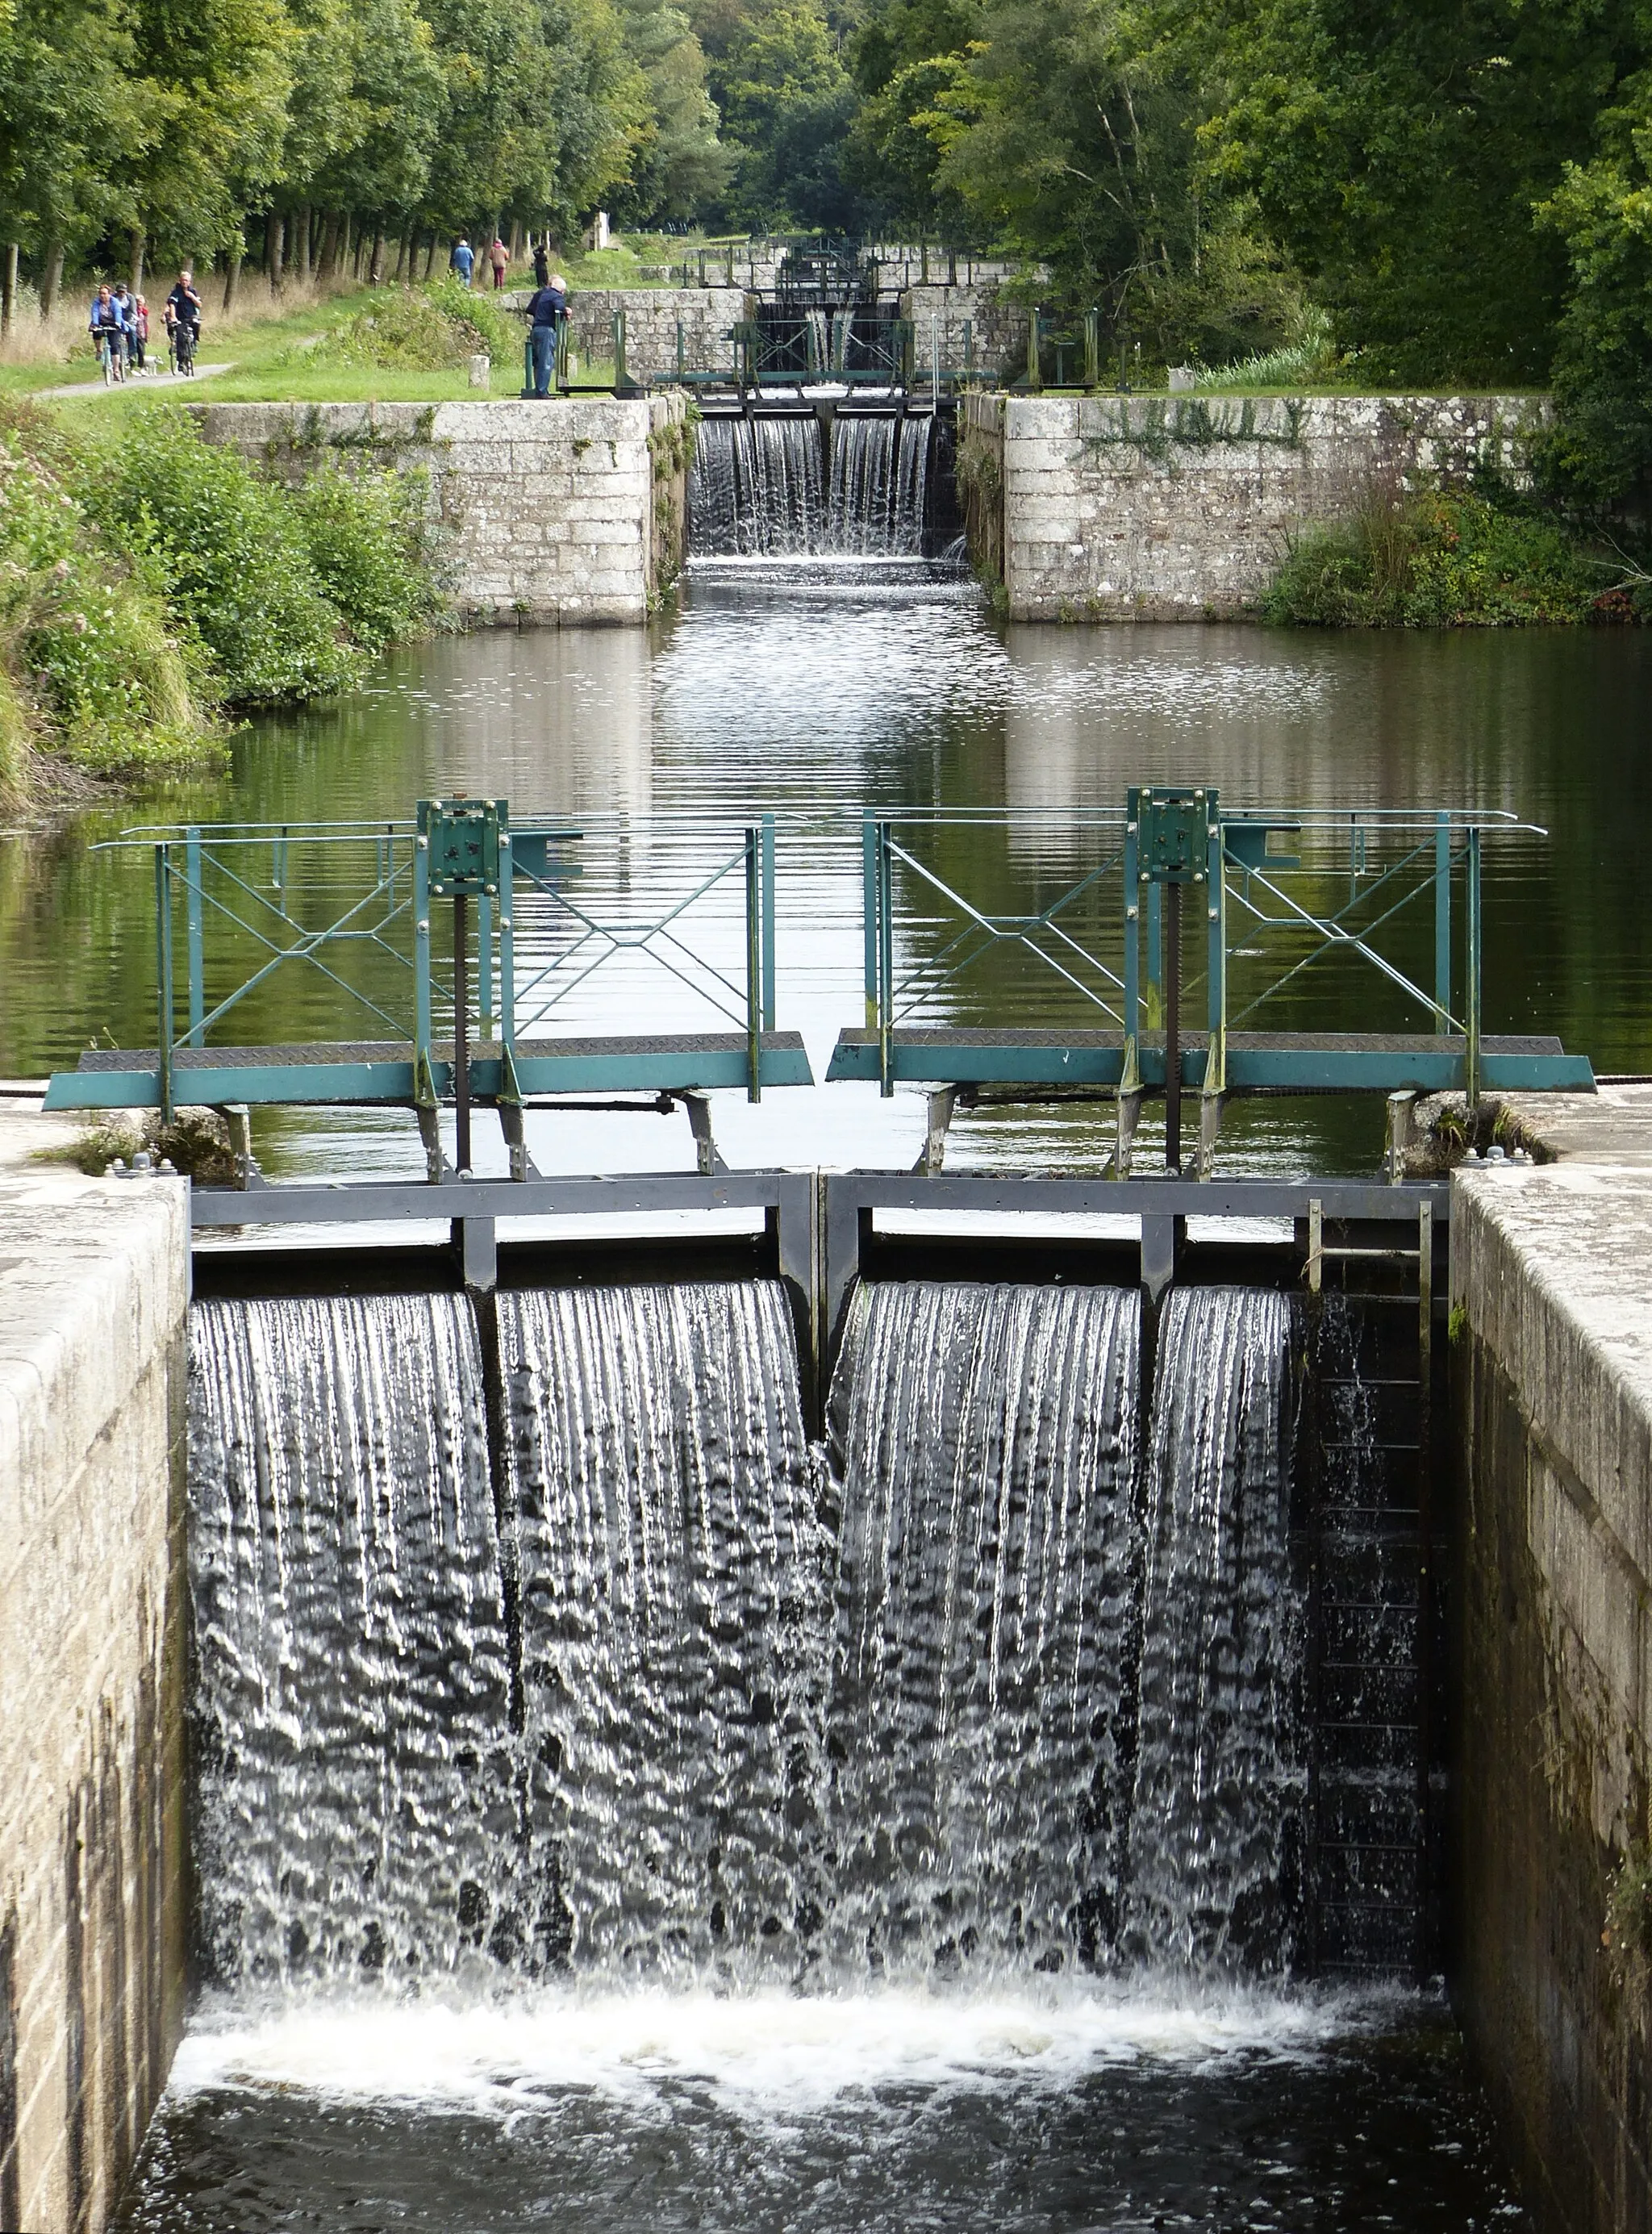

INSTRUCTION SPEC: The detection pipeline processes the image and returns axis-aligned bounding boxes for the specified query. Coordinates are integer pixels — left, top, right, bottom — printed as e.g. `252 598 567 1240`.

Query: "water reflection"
1 577 1646 1181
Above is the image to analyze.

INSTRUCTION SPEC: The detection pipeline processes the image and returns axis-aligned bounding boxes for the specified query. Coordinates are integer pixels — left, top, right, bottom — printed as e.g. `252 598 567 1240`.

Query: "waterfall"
1127 1288 1305 1971
822 1281 1140 1973
187 1296 518 1985
687 412 934 557
187 1277 1329 1991
498 1282 827 1977
824 414 932 556
687 415 825 556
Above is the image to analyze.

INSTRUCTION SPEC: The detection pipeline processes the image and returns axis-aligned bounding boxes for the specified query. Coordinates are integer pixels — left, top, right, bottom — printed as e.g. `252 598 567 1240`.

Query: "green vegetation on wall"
1262 492 1627 630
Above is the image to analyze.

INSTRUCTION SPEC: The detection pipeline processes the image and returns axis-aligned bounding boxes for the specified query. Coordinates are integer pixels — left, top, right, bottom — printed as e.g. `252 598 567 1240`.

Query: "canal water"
2 569 1648 1179
9 569 1639 2228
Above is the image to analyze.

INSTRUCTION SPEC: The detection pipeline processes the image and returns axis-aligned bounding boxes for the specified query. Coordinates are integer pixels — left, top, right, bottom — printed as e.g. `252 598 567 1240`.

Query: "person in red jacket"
489 236 509 290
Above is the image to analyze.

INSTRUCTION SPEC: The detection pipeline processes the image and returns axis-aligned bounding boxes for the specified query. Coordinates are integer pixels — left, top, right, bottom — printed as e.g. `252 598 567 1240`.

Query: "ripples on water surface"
120 1985 1521 2232
2 573 1648 1179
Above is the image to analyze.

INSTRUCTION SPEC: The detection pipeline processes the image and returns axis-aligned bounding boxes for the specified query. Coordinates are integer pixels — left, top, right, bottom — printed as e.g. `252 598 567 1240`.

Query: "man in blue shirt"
451 236 475 287
525 274 567 396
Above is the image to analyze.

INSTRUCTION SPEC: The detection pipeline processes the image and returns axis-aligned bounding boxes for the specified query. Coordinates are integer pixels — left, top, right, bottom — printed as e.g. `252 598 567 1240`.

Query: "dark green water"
3 573 1646 1182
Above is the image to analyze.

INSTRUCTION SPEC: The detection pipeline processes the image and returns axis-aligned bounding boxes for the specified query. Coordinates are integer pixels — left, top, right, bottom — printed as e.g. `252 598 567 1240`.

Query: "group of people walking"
88 271 201 381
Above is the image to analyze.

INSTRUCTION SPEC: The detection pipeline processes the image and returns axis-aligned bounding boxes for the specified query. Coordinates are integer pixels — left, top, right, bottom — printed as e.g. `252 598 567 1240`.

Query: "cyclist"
164 271 202 375
89 285 127 383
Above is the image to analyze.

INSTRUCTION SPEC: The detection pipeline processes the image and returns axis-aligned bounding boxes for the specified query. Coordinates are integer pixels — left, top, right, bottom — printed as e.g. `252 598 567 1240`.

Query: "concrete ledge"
1452 1105 1652 2234
966 389 1549 620
192 391 689 626
0 1171 190 2234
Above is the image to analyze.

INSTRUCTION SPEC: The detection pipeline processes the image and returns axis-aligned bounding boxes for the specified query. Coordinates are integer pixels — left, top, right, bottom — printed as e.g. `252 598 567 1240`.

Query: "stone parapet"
0 1171 190 2233
191 393 690 625
962 390 1548 620
1453 1095 1652 2234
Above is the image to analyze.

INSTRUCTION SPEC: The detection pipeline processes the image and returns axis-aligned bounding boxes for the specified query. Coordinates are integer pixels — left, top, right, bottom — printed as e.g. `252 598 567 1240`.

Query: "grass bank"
1262 491 1642 627
0 397 448 808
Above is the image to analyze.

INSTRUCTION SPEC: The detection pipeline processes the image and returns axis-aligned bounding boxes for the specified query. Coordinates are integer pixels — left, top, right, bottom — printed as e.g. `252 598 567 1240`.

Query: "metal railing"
54 806 786 1120
849 796 1583 1117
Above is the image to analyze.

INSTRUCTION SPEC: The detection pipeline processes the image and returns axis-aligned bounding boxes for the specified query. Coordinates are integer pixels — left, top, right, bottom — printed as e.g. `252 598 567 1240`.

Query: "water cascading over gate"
188 1276 1325 1987
688 414 935 557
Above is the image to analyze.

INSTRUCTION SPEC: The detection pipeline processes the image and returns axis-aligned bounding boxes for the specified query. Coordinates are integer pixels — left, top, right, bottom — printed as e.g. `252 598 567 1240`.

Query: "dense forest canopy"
4 0 1652 493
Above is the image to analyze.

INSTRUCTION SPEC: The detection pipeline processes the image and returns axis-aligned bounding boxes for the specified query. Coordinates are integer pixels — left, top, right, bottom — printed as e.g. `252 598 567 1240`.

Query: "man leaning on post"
526 271 567 397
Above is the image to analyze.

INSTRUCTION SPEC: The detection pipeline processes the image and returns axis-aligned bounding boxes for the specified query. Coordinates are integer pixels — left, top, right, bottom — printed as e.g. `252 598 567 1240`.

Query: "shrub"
289 462 444 650
77 407 362 704
0 424 223 780
1262 491 1614 627
303 279 519 372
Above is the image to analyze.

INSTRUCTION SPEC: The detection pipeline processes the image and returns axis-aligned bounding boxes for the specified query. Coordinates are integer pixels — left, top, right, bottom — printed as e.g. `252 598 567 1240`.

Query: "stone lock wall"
565 288 748 383
1452 1098 1652 2234
962 390 1547 620
0 1174 190 2234
191 394 690 626
900 286 1031 385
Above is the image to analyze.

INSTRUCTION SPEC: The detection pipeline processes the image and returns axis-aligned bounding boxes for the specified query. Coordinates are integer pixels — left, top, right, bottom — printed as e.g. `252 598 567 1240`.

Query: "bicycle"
170 319 198 377
95 327 126 385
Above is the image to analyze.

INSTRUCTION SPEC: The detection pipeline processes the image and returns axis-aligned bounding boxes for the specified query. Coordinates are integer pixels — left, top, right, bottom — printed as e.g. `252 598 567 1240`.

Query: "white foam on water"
170 1980 1413 2123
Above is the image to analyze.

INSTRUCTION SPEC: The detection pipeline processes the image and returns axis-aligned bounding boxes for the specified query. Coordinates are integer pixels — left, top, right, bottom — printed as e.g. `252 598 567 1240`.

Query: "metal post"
612 307 628 391
185 825 204 1046
1123 813 1140 1045
676 320 685 381
1466 825 1482 1113
453 892 471 1173
964 319 974 384
1164 880 1182 1173
1435 812 1451 1033
931 313 939 412
478 890 494 1042
154 843 175 1124
1083 309 1099 390
1026 312 1041 393
1200 816 1226 1177
862 812 878 1031
498 833 515 1054
414 831 436 1136
877 820 894 1096
1307 1196 1323 1293
745 825 762 1101
1145 879 1164 1027
761 812 776 1032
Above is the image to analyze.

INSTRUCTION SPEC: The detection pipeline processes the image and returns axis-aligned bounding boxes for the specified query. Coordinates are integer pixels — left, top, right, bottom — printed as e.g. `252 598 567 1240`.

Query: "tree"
1183 0 1646 385
1535 65 1652 512
933 0 1299 364
708 0 861 229
612 0 732 223
0 0 148 308
125 0 295 271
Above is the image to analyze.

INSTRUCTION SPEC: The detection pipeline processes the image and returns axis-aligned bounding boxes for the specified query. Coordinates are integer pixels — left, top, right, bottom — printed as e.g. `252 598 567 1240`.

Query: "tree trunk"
2 243 17 338
266 211 285 290
422 234 436 281
317 211 340 282
130 228 145 292
223 250 242 315
369 229 384 285
508 219 522 261
296 203 312 282
40 238 64 319
392 232 407 281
